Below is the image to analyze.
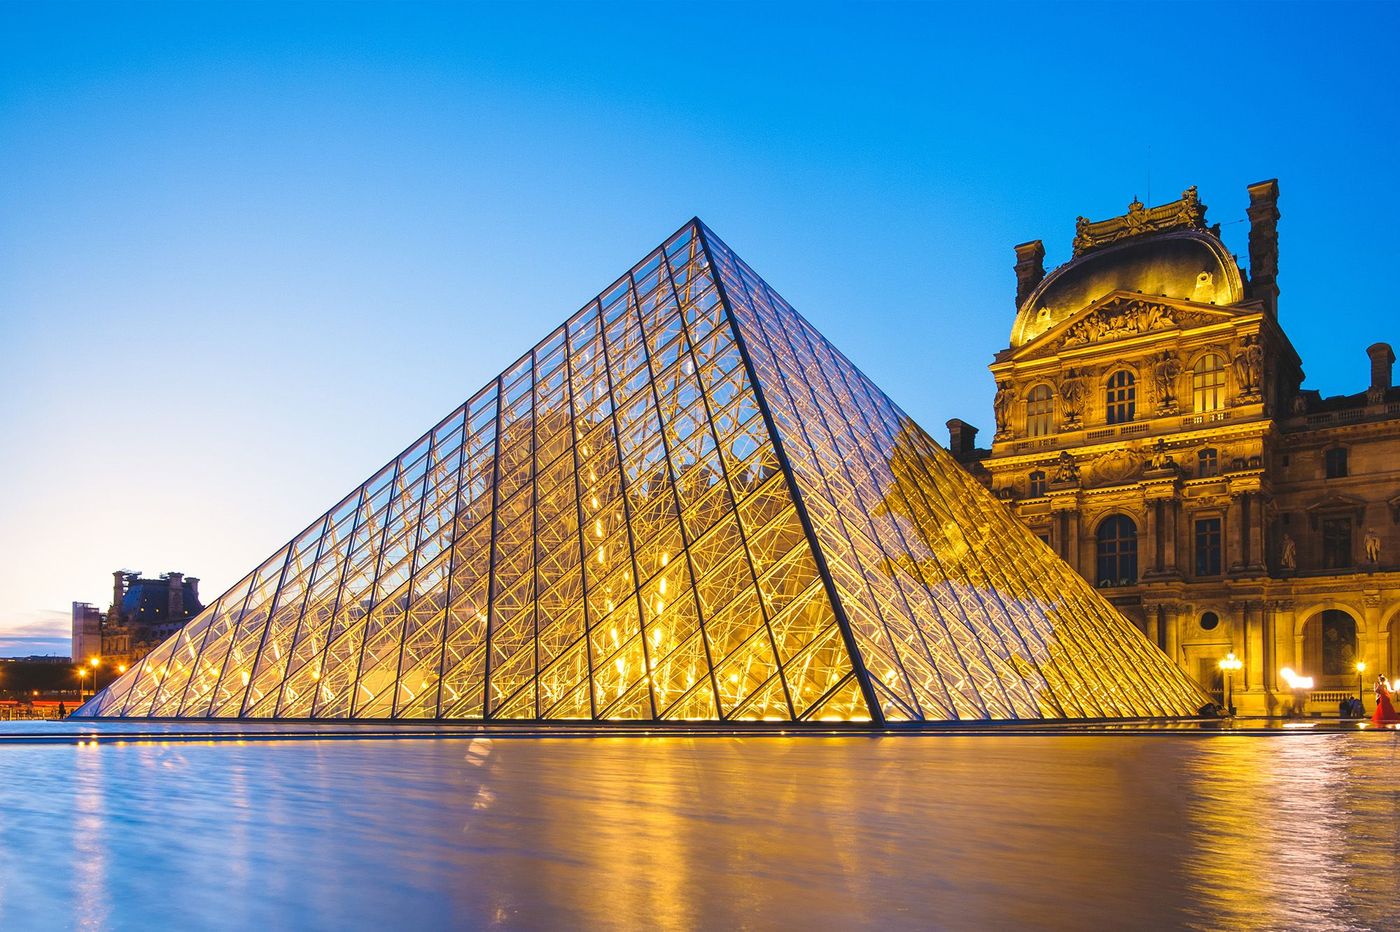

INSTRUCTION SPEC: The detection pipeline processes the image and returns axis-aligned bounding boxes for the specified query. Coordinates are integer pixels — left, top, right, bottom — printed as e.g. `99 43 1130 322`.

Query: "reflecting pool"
2 730 1398 930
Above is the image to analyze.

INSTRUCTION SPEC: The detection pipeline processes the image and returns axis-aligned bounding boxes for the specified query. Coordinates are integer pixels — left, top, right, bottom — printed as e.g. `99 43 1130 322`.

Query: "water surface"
2 730 1398 930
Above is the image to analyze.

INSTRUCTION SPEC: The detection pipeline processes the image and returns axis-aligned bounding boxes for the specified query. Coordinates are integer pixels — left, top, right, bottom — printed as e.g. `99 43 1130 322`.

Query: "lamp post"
76 667 87 702
1219 652 1243 716
1356 661 1367 712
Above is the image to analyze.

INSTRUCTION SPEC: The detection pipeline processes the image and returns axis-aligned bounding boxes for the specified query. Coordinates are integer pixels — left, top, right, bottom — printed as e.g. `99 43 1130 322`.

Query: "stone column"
1162 498 1180 575
1364 593 1383 673
1144 604 1161 649
1247 601 1265 692
1066 510 1082 577
1248 496 1266 573
1143 499 1159 576
1226 494 1245 573
1272 600 1296 673
1164 604 1181 670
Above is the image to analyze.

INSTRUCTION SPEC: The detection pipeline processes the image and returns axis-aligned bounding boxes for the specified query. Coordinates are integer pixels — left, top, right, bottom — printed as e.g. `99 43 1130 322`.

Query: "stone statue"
1150 351 1181 412
1233 335 1264 399
1365 528 1382 564
993 382 1015 436
1148 437 1175 470
1059 370 1087 426
1052 450 1079 484
1280 532 1297 571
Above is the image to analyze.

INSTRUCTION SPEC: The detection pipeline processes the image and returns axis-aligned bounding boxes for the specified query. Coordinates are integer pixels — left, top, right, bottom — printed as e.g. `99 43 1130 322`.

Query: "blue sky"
1 1 1396 655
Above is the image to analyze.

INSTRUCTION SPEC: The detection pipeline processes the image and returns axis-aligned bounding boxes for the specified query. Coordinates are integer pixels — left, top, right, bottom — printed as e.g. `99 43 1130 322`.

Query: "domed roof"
1010 226 1245 348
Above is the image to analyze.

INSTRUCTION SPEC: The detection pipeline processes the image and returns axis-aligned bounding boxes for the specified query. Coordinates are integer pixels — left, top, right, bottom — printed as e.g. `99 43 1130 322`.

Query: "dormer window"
1025 384 1054 437
1106 371 1136 424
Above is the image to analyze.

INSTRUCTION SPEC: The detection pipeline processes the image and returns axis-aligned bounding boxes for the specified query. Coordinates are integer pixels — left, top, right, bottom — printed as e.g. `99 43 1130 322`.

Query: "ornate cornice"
1073 187 1208 257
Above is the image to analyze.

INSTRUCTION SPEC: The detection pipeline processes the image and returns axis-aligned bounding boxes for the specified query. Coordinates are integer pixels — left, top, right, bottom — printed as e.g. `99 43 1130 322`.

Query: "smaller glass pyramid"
76 220 1209 724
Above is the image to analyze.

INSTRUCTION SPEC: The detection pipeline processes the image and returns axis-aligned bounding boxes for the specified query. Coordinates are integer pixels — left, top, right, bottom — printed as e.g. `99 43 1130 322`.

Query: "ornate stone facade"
951 181 1400 715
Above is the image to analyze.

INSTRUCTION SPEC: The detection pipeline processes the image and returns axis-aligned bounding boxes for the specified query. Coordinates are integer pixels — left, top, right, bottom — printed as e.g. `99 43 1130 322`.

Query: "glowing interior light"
606 598 615 612
659 576 667 595
729 673 740 684
616 658 626 674
651 627 664 646
591 495 599 508
655 600 665 615
312 669 321 681
661 552 669 567
597 546 605 564
610 627 619 644
240 670 250 686
595 519 604 538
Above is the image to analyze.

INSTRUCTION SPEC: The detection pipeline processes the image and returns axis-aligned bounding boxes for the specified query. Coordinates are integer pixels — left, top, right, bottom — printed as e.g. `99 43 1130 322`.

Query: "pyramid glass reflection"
76 221 1208 724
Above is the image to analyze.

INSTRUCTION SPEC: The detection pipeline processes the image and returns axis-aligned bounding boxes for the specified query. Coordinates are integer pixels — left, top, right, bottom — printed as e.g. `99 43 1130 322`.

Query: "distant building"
70 570 204 668
952 180 1399 714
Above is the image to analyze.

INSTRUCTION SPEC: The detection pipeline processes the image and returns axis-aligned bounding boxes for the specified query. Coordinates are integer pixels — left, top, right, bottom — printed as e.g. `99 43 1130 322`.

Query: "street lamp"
1356 661 1367 711
1219 652 1243 716
76 667 87 702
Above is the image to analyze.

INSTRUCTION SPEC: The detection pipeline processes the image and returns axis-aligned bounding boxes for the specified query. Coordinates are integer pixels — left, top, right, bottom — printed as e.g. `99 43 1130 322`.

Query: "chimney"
186 577 201 610
1246 179 1280 316
112 570 126 616
946 418 979 459
1013 240 1046 309
1367 342 1394 404
166 572 184 617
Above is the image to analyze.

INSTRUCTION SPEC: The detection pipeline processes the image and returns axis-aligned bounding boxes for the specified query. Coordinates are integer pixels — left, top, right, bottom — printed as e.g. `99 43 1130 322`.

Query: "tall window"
1197 448 1219 477
1028 470 1047 497
1096 514 1138 587
1106 370 1136 424
1324 447 1348 479
1322 517 1352 568
1194 517 1222 576
1191 353 1226 413
1026 384 1054 437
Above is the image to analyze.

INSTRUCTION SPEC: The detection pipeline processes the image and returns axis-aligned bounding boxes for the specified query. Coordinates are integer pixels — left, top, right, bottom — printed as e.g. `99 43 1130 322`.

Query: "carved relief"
1232 334 1263 401
1146 438 1177 472
1052 450 1080 484
1060 299 1177 347
1085 448 1141 487
1059 368 1088 429
1149 350 1182 414
1072 186 1207 256
993 381 1015 438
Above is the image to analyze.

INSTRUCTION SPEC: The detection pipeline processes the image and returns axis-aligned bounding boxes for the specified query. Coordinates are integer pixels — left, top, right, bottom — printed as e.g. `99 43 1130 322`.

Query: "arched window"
1197 448 1219 478
1025 384 1054 437
1106 370 1136 424
1191 353 1226 413
1028 470 1047 497
1096 514 1138 587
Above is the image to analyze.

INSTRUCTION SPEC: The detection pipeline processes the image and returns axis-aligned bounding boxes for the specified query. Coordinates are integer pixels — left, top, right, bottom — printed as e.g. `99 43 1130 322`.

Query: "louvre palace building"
949 180 1399 714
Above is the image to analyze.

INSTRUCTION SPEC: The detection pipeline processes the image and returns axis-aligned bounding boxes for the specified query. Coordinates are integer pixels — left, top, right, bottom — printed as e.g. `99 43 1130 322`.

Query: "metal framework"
76 221 1208 724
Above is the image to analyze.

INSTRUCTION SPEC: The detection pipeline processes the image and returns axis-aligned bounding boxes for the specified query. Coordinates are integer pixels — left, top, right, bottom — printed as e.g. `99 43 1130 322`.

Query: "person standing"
1371 676 1400 726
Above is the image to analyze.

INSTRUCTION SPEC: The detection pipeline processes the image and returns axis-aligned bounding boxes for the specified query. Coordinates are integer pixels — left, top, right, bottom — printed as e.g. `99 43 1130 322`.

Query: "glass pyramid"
76 221 1208 724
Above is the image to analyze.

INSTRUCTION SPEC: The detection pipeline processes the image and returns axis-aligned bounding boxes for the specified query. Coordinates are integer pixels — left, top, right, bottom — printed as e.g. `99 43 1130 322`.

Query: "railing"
1306 408 1368 427
1121 423 1150 436
1181 411 1231 427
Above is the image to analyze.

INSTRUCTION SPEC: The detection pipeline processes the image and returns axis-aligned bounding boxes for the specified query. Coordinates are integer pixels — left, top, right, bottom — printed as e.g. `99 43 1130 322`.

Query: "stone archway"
1300 609 1361 687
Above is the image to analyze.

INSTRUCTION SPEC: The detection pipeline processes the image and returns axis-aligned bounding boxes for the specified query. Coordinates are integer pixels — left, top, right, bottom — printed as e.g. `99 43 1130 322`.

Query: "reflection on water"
1 734 1398 930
